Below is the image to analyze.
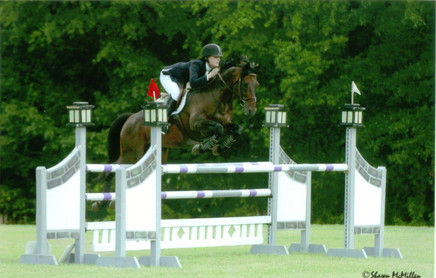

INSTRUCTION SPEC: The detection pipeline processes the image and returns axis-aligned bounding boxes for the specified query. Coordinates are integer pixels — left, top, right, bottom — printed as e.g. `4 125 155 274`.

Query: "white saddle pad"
158 90 190 116
172 91 189 116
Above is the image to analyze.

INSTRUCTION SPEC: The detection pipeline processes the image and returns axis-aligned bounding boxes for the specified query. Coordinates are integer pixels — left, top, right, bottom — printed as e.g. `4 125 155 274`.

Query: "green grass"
0 225 433 277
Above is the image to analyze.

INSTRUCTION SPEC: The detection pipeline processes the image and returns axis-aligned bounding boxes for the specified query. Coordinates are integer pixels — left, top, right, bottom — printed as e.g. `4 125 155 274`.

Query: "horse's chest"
213 109 232 124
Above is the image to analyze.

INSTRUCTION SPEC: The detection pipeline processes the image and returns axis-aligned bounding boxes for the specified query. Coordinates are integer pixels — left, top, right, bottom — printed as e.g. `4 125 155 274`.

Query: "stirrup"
161 124 170 134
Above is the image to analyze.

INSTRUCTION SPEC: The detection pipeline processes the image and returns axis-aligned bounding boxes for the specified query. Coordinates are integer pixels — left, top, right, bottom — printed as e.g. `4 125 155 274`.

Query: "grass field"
0 224 433 278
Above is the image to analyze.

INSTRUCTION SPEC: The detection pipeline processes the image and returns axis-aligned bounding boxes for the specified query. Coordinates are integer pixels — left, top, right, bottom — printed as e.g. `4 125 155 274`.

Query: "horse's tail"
108 113 132 163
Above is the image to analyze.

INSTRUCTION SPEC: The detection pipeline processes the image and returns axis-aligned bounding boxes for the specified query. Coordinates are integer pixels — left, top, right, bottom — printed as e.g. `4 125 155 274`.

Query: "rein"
217 72 232 91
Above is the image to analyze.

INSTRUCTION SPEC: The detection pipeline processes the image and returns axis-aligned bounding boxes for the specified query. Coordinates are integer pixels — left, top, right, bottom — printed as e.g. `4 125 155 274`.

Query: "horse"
89 58 259 210
107 58 259 166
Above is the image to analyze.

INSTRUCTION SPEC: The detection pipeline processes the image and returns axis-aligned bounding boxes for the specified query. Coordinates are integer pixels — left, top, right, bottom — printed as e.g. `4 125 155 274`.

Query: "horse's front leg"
190 116 224 155
224 123 243 137
212 123 243 155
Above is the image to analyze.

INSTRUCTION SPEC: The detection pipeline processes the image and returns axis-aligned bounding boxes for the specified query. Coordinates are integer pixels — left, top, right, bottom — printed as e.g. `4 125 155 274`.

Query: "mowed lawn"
0 224 433 278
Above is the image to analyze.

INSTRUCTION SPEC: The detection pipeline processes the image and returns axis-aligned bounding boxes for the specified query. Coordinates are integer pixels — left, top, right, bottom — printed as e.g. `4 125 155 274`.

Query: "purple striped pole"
161 189 271 199
86 192 116 201
162 163 348 174
86 189 272 201
86 164 132 173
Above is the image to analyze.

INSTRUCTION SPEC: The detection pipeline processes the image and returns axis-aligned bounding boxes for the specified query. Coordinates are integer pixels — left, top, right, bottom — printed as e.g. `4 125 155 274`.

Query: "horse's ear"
241 60 259 75
221 54 240 70
239 55 249 66
250 62 259 73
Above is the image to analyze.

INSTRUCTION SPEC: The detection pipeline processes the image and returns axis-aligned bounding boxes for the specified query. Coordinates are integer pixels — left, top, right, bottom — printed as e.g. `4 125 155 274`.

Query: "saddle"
158 84 191 117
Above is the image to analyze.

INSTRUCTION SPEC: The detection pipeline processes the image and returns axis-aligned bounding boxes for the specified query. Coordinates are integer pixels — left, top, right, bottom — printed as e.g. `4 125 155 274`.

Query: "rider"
159 43 223 118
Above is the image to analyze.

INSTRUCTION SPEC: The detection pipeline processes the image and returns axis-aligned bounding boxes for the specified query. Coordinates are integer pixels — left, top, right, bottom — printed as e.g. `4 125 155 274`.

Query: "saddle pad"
157 90 189 116
172 90 190 116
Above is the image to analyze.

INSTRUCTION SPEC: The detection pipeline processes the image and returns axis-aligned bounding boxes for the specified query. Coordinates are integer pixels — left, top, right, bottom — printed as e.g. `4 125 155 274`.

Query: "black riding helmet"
201 43 223 58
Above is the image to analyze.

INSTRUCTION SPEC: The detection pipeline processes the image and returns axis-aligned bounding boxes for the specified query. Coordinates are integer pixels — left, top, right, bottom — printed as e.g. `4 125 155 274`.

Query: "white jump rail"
86 189 272 201
162 162 348 174
86 164 132 173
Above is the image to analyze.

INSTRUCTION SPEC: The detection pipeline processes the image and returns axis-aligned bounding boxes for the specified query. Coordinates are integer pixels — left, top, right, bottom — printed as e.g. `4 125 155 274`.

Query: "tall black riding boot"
162 98 177 134
167 98 177 119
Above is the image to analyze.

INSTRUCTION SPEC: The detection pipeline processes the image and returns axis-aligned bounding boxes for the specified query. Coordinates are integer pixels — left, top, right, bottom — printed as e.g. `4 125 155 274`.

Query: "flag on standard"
147 78 160 101
352 81 361 95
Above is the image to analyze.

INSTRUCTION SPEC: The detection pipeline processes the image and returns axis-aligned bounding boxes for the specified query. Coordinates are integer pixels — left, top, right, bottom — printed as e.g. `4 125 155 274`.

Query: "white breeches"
160 71 181 101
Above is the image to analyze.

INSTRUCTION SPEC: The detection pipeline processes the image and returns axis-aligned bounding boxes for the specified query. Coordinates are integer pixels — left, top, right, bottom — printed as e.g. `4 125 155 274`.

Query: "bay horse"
107 59 259 166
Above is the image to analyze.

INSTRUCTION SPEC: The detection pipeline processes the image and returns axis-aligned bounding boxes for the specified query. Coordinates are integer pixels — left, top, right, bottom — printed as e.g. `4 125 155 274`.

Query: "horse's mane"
221 55 258 75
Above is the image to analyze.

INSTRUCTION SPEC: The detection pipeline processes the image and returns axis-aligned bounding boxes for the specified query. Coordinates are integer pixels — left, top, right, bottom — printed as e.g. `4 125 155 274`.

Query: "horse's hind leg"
117 113 150 164
163 148 169 163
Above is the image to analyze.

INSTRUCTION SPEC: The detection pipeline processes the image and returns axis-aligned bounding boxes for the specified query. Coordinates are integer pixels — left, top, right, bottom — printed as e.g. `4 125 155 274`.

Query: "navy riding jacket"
162 59 208 89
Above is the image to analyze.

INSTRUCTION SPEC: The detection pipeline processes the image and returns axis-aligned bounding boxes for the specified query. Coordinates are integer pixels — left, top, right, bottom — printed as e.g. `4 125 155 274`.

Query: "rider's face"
207 56 221 68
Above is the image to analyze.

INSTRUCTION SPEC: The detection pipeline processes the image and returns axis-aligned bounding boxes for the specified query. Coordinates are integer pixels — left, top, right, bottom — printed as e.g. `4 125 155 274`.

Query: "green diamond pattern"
177 228 185 239
228 225 236 237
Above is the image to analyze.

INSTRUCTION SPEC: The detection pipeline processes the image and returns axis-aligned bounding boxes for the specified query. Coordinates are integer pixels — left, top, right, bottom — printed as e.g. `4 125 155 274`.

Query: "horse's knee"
191 119 224 138
209 122 224 136
225 124 242 135
202 122 224 137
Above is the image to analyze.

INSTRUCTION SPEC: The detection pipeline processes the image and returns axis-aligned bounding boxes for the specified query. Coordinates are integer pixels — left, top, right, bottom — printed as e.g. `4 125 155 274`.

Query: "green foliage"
1 1 434 225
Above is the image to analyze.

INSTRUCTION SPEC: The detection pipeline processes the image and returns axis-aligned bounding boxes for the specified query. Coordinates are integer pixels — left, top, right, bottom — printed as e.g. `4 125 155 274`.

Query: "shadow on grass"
0 258 20 264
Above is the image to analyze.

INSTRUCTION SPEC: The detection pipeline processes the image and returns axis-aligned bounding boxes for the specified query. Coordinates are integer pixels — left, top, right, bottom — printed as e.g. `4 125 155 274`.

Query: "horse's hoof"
109 200 115 209
192 144 201 155
211 145 220 156
91 202 100 212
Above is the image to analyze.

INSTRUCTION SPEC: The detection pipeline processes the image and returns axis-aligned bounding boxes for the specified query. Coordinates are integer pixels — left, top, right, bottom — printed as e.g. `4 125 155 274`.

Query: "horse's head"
221 57 259 116
238 61 259 116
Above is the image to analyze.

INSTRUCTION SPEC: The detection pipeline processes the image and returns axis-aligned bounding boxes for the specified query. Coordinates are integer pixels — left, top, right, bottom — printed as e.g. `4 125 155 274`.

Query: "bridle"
238 73 257 108
218 72 257 109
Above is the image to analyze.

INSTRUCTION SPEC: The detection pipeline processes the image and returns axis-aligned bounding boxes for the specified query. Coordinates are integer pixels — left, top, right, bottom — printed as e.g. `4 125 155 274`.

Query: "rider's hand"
207 68 220 80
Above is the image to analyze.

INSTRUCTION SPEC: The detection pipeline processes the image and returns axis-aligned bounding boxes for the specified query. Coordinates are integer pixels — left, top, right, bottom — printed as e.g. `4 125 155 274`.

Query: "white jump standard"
327 103 401 258
19 102 97 265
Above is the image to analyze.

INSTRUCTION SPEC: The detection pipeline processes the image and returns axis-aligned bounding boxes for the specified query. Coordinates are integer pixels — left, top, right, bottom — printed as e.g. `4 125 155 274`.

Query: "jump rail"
162 162 348 174
86 189 272 201
86 164 132 173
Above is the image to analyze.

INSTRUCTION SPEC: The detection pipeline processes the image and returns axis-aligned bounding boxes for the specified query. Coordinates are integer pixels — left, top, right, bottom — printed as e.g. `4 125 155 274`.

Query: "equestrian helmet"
201 43 223 58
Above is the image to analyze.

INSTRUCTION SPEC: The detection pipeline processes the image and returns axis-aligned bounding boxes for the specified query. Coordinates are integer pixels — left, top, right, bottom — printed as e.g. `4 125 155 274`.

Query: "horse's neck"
209 67 241 116
212 68 237 105
214 66 241 100
185 67 240 116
